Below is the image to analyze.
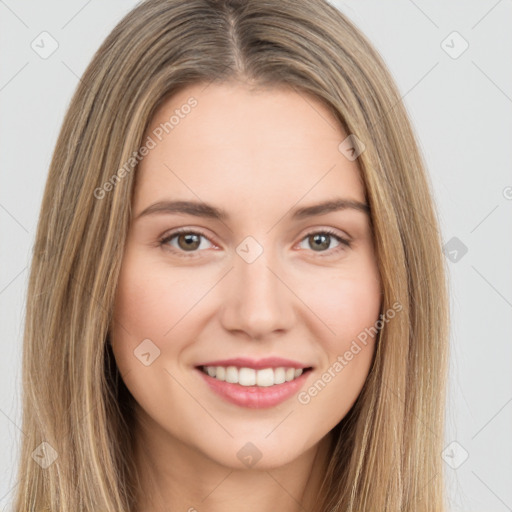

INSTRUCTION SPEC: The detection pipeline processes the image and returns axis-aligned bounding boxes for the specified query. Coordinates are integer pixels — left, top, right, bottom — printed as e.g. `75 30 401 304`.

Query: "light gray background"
1 1 511 510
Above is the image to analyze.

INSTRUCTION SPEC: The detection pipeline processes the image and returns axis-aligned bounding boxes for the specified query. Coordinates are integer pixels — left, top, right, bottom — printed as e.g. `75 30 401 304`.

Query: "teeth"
274 367 286 384
256 368 273 387
201 365 305 386
239 367 256 386
225 366 238 383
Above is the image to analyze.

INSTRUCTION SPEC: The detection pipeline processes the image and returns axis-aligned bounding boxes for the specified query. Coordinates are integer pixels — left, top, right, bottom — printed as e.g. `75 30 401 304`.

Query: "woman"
14 0 450 510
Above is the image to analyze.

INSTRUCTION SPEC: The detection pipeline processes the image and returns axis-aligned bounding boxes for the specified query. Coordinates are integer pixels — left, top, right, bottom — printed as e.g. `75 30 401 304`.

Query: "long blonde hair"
13 0 450 510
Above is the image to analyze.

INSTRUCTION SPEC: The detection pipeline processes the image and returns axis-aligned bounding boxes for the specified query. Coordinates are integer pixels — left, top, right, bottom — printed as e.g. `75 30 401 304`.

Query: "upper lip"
195 357 312 370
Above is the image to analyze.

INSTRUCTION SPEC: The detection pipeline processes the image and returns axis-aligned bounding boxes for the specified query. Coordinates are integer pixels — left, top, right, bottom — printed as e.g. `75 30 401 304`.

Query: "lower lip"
196 368 312 409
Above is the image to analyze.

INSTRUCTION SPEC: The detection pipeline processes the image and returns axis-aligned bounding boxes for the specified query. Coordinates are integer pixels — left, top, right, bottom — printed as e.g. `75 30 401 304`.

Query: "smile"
195 365 313 409
199 365 311 387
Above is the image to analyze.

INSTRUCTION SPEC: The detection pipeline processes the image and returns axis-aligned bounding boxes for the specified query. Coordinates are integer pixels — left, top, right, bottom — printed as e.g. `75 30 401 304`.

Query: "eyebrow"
135 198 370 221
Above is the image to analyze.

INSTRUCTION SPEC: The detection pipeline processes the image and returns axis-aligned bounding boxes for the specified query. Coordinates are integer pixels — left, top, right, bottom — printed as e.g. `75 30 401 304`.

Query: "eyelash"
158 227 351 259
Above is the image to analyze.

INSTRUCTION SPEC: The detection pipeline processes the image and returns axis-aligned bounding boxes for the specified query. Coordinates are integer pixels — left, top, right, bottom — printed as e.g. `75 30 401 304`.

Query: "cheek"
295 267 381 427
110 250 226 384
326 275 381 344
111 250 183 369
112 252 200 344
303 257 382 349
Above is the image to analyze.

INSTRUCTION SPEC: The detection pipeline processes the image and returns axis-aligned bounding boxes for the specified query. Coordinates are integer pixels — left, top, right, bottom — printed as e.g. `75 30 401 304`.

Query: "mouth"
195 364 314 409
196 364 313 387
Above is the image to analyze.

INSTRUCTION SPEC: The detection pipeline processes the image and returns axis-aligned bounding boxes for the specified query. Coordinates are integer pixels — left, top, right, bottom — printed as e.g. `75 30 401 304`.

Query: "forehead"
134 82 366 216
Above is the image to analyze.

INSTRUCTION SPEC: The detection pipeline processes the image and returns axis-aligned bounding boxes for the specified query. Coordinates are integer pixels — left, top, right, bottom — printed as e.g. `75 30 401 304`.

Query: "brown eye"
160 229 214 255
176 233 201 251
308 233 331 251
298 229 351 255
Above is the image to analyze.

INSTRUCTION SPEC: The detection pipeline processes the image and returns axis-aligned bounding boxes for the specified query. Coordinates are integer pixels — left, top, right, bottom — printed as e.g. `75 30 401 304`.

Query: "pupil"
179 233 200 251
311 234 329 251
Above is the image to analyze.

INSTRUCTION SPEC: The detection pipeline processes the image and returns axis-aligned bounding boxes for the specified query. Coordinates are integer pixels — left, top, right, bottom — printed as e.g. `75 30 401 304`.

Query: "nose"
218 244 296 340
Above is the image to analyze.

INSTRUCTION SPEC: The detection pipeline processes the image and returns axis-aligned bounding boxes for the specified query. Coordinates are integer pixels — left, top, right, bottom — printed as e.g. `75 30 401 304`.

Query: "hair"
13 0 450 510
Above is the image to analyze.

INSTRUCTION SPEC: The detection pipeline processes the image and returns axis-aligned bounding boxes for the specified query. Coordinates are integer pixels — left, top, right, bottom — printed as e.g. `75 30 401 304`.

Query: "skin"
110 80 383 512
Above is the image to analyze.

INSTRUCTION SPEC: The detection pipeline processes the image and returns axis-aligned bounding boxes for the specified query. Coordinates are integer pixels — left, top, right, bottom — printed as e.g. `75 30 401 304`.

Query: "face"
111 81 382 470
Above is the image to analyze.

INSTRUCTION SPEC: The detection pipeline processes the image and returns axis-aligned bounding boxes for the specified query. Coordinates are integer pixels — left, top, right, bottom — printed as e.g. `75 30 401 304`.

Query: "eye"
159 228 214 256
297 228 351 255
159 227 351 258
